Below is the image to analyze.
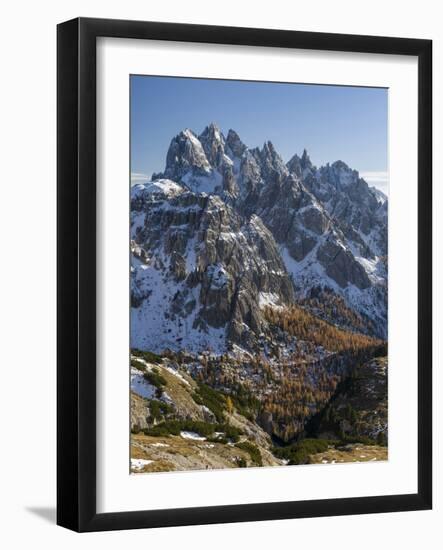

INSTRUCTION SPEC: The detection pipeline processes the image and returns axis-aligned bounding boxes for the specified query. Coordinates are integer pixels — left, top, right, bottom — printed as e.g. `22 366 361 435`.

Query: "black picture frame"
57 17 432 532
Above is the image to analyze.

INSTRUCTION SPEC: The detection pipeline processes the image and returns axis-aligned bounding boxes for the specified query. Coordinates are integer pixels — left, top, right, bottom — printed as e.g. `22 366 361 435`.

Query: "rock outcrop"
131 181 294 353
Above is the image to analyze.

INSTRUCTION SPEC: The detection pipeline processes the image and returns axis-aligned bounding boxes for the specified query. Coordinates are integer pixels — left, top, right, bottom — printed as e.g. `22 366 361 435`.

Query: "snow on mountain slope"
371 186 388 205
131 179 184 199
131 186 295 353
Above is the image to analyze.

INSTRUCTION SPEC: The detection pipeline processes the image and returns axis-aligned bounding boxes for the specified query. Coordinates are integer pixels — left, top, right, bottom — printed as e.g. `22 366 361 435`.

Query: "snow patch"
259 292 281 308
131 458 154 470
131 367 156 399
180 431 207 441
181 169 222 194
131 179 184 198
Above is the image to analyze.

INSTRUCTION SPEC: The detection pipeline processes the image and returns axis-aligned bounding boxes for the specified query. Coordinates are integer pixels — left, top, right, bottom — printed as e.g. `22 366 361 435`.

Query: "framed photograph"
57 17 432 532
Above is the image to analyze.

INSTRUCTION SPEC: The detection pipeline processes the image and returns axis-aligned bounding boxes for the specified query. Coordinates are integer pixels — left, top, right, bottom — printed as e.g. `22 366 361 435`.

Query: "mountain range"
131 122 387 356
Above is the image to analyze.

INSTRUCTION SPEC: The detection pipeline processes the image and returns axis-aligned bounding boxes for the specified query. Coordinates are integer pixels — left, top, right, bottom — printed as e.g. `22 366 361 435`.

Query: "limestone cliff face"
299 159 388 258
131 182 294 353
316 239 371 290
160 129 212 180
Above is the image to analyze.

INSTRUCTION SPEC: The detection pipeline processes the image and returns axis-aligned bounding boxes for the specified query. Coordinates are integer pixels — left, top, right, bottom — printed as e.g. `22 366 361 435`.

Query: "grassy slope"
131 358 281 472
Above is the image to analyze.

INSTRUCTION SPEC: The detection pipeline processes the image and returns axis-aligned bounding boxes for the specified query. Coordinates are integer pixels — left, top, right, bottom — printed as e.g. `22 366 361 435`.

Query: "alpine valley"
130 123 388 473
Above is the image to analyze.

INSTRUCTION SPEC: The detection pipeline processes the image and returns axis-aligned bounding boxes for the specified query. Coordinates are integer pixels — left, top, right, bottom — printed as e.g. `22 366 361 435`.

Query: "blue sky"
131 75 388 192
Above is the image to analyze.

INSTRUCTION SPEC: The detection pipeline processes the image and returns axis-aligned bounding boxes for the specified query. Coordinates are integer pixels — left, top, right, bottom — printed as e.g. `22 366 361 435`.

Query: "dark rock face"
131 185 294 352
256 176 327 262
132 123 388 350
254 141 288 183
315 356 388 442
286 153 302 178
198 123 227 168
300 159 388 258
226 129 247 157
287 149 314 179
316 239 371 290
301 206 328 235
161 129 212 182
221 164 239 200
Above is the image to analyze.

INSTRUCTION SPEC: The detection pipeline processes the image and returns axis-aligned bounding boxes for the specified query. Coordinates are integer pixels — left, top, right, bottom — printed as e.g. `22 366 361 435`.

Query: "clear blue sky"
131 75 388 191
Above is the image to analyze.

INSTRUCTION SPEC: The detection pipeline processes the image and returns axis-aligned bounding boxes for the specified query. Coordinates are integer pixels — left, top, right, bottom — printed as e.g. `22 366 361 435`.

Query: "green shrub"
143 418 244 442
149 400 162 421
192 383 226 422
230 386 261 421
235 441 263 466
143 419 217 438
143 371 167 390
131 358 146 371
218 423 242 443
207 435 228 444
236 457 247 468
143 425 172 437
273 436 383 465
149 399 174 420
340 403 359 425
297 438 331 454
132 349 163 364
274 446 310 465
289 450 310 465
202 425 242 444
272 438 338 465
273 447 295 463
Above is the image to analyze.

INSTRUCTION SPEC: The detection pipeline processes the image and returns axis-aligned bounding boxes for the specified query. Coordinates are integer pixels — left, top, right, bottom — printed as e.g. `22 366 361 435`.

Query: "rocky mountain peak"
301 148 314 172
319 160 359 189
160 128 211 182
287 149 314 179
198 122 228 169
202 121 222 134
261 140 281 163
256 140 288 182
226 128 247 158
199 122 224 146
286 153 302 177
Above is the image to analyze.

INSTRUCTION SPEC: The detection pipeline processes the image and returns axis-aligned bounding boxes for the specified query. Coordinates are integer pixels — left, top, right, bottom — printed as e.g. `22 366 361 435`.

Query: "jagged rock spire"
300 148 313 171
287 149 313 178
155 128 211 182
258 140 287 181
226 129 247 158
287 153 302 177
198 122 226 167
